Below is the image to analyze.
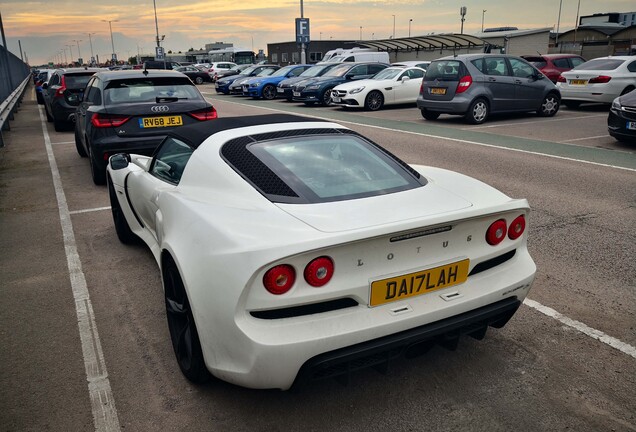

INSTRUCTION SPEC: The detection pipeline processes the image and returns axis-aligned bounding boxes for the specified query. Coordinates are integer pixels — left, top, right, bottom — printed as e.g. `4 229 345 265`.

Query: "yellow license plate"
570 79 587 85
139 115 183 128
369 259 470 307
430 87 446 95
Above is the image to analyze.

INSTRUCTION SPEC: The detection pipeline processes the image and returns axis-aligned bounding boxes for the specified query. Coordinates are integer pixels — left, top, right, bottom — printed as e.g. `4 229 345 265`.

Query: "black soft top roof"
168 114 327 148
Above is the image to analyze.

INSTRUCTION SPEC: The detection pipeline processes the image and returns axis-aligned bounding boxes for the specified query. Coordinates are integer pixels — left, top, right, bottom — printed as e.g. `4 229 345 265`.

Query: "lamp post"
102 19 119 63
360 26 362 40
88 33 96 64
460 6 467 34
62 47 67 65
409 19 413 37
481 10 486 32
153 0 161 48
392 15 395 38
66 44 74 64
556 0 563 47
72 39 82 63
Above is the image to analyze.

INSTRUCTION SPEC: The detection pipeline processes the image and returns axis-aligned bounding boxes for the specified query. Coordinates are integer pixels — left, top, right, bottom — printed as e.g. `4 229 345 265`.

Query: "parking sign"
295 18 310 44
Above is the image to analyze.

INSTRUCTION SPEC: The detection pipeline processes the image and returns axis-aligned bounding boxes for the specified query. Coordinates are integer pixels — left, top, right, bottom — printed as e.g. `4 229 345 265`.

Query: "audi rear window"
64 73 96 89
104 77 201 104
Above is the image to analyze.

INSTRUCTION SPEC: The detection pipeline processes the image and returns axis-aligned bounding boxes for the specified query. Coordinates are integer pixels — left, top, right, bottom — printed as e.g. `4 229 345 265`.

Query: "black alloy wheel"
262 84 277 100
320 88 333 106
107 176 137 244
195 76 204 85
163 256 210 383
364 90 384 111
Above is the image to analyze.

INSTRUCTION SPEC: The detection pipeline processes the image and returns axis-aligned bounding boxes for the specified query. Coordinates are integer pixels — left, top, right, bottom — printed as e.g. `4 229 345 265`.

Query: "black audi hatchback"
74 69 217 185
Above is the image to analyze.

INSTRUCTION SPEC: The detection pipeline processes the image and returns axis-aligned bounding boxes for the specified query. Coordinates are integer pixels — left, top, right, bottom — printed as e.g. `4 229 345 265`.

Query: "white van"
322 47 373 62
327 50 390 64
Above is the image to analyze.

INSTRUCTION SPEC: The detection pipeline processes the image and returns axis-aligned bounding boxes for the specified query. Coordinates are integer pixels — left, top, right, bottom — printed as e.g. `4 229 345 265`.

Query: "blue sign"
295 18 310 44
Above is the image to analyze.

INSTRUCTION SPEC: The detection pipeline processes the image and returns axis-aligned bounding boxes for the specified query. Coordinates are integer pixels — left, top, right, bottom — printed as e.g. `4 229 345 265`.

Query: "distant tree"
128 57 138 65
188 47 194 52
168 50 173 54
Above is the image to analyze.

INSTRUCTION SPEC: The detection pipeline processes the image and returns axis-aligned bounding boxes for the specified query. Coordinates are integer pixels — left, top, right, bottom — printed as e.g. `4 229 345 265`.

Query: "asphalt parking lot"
1 84 635 432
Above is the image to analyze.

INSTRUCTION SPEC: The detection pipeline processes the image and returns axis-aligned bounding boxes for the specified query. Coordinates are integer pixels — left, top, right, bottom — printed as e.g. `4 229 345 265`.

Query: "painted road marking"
461 114 606 130
70 206 112 215
524 299 636 359
560 135 614 143
52 140 75 145
38 107 121 432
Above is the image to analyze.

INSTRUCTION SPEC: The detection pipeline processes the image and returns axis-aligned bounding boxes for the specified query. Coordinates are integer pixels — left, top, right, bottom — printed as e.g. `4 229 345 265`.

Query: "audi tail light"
91 113 131 128
189 106 218 121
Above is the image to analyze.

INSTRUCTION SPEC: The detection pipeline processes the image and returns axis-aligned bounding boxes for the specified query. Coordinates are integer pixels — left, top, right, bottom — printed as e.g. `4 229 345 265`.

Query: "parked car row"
210 54 635 141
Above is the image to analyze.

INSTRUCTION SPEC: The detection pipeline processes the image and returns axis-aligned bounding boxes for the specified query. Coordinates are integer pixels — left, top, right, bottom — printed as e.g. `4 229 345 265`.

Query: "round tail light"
263 265 295 295
486 219 507 246
508 215 526 240
304 256 334 287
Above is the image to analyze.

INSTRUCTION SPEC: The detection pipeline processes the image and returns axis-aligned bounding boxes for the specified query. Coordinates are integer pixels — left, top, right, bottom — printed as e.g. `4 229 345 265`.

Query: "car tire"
107 176 137 244
262 84 276 100
537 93 560 117
53 119 66 132
466 98 489 124
364 91 384 111
163 255 211 384
195 76 204 85
563 101 580 109
88 145 106 185
420 109 440 121
74 127 87 157
320 88 333 106
45 105 53 122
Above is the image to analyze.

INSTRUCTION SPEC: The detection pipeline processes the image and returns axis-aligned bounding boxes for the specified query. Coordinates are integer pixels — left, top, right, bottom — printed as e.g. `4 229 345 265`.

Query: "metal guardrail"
0 75 29 147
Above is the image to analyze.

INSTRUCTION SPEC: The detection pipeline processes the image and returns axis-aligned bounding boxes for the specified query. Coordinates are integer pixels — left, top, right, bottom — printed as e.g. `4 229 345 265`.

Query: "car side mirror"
109 153 130 170
401 76 410 82
345 74 354 80
42 83 48 89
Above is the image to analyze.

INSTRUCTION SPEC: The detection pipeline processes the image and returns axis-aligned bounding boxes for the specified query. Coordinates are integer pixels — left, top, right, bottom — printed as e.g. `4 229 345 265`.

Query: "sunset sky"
2 0 633 65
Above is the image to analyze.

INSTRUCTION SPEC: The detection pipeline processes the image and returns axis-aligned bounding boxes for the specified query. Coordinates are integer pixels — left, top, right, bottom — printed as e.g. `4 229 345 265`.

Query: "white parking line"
70 206 112 215
524 299 636 359
52 141 75 145
38 106 121 432
559 135 612 143
460 114 607 130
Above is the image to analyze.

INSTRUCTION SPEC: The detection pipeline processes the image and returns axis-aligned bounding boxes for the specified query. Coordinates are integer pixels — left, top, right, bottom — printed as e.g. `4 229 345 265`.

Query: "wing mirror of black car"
345 73 354 80
110 153 131 170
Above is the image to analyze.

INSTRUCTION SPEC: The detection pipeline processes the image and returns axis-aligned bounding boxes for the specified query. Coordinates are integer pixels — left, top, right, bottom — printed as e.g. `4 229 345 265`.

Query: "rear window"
65 73 96 89
104 77 202 104
574 59 624 71
523 57 547 68
424 61 463 81
248 134 423 203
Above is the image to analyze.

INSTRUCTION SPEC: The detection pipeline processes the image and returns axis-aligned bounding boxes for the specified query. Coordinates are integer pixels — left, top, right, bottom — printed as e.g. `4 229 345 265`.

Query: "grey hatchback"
417 54 560 124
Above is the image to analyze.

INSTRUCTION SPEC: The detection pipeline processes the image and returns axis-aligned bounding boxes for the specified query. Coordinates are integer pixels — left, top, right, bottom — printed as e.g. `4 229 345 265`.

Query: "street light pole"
67 44 74 64
300 0 306 65
153 0 161 47
409 19 413 37
460 6 467 34
102 19 119 63
392 15 395 38
360 26 362 40
482 10 486 32
72 39 82 63
88 33 96 64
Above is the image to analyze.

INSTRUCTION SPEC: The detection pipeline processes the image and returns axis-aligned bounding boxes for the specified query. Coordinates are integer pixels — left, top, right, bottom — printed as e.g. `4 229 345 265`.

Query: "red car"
521 54 586 83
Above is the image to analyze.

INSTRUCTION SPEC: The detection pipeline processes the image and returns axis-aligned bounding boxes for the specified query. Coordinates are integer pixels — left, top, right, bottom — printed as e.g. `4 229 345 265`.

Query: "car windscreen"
323 64 354 77
300 65 332 77
247 134 423 202
424 61 463 81
271 66 296 77
256 68 276 77
65 73 96 89
372 68 402 80
573 59 624 70
104 77 201 104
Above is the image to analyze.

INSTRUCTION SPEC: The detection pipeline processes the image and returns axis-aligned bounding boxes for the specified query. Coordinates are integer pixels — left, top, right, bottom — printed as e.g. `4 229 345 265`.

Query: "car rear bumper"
198 249 536 390
416 96 472 114
559 88 618 104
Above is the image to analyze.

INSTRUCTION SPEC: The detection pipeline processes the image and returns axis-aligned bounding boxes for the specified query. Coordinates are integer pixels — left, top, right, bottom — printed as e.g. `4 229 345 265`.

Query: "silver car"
417 54 561 124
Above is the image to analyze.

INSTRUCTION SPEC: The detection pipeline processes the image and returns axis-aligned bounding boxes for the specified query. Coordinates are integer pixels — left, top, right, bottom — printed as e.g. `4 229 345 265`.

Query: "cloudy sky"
2 0 633 65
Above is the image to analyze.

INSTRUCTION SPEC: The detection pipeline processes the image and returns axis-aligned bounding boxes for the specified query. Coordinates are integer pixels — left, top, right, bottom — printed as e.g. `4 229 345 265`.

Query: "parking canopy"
359 34 485 52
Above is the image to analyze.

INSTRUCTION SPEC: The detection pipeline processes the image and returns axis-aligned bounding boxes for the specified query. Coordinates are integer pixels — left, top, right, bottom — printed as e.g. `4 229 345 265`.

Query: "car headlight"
306 84 321 90
611 97 622 111
250 82 262 87
349 86 365 94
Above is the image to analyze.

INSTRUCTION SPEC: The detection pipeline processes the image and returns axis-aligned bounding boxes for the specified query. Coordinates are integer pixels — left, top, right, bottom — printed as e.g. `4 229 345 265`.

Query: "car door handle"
488 77 497 82
515 79 523 84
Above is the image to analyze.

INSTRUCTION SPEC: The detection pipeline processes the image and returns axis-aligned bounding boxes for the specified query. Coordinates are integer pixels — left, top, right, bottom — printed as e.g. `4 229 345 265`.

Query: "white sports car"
557 56 636 108
331 66 425 111
107 114 536 390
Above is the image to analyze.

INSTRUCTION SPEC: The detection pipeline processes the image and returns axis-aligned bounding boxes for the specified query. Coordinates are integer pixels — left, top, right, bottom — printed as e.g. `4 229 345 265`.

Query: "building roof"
472 27 552 39
359 33 484 52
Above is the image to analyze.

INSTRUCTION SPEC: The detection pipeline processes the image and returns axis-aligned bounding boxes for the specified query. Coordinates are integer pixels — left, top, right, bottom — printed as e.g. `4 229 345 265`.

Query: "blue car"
215 64 280 95
277 63 340 101
241 65 311 99
291 62 389 106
